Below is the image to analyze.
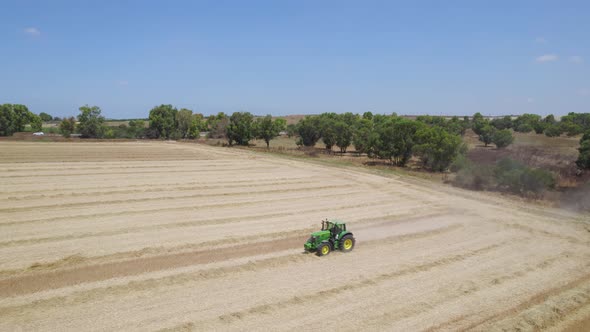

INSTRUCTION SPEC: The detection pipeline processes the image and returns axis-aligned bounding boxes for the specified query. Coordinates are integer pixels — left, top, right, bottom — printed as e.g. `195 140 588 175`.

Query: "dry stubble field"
0 141 589 331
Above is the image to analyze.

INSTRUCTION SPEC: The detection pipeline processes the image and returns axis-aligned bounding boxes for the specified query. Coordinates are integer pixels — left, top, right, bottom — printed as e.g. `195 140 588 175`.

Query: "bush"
449 154 470 172
492 129 514 148
452 164 495 191
576 132 590 170
452 157 555 196
495 158 555 195
515 123 533 133
544 125 562 137
59 117 76 138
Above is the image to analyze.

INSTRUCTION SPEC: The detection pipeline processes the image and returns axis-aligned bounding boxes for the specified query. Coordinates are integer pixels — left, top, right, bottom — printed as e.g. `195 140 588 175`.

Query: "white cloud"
24 27 40 36
569 56 583 64
535 37 547 44
535 54 558 63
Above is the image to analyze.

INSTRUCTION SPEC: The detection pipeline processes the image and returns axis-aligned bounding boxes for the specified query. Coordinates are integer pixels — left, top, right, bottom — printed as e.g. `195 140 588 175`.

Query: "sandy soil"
0 141 589 331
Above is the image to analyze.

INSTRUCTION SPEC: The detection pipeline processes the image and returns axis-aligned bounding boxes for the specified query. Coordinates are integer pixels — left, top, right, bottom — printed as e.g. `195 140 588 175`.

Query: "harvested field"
0 141 589 331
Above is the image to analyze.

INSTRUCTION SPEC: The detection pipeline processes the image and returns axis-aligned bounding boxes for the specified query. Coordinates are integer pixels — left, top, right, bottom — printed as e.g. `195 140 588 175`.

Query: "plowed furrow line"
0 199 435 249
0 224 463 311
357 253 569 330
0 183 352 213
463 270 590 331
0 166 279 179
0 189 367 226
186 241 508 328
0 179 318 201
0 161 242 172
0 176 314 196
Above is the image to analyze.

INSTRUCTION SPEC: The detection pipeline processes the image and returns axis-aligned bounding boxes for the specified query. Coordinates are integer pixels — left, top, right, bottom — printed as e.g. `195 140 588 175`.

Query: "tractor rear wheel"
340 235 355 252
317 243 331 256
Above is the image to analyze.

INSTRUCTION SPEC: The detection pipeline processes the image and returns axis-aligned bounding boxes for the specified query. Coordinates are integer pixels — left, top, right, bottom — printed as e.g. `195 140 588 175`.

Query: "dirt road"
0 141 589 331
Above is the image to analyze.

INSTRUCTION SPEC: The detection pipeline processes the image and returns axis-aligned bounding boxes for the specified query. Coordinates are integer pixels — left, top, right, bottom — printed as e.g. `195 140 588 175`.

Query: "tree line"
293 112 468 171
2 102 589 172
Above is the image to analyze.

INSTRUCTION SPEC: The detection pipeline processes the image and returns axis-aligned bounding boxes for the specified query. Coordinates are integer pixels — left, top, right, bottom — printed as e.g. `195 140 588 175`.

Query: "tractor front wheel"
317 243 331 256
340 235 355 252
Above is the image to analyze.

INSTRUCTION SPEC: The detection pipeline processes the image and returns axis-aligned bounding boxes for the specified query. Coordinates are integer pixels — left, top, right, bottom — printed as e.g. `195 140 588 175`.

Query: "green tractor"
304 219 355 256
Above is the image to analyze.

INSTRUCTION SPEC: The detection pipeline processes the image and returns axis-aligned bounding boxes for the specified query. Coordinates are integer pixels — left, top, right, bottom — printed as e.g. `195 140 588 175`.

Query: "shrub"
492 129 514 148
544 125 562 137
59 117 76 138
576 132 590 170
452 164 495 191
494 158 555 195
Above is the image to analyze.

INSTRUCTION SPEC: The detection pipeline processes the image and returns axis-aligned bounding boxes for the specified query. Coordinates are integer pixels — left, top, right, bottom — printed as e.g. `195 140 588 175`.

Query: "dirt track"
0 141 589 331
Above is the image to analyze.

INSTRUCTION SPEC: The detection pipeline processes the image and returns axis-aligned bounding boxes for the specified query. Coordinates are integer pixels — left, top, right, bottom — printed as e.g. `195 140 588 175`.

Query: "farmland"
0 141 589 331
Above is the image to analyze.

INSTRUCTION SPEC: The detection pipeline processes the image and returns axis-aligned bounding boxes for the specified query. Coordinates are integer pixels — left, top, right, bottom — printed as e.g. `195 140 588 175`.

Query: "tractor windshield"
322 221 335 231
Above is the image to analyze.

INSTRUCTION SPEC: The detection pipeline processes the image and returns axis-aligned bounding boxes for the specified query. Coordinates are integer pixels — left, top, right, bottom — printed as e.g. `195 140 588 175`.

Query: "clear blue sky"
1 1 589 118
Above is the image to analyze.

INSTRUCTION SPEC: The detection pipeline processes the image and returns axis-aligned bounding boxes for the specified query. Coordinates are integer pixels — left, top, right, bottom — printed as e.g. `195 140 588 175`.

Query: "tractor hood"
310 230 330 238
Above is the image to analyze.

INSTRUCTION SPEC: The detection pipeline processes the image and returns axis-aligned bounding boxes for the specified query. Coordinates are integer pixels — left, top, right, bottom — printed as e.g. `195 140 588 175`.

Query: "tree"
30 114 43 132
533 121 548 134
148 104 177 139
492 129 514 148
128 119 146 138
296 116 322 147
513 114 541 133
334 121 353 153
0 104 16 136
318 113 339 150
77 105 105 138
321 121 337 150
472 112 487 135
39 112 53 122
12 104 32 132
255 115 286 148
207 112 229 139
413 126 464 171
373 118 424 166
353 118 376 156
576 131 590 170
226 112 254 146
561 112 590 133
285 123 297 138
560 122 583 136
176 108 193 138
446 116 467 136
188 114 206 139
59 117 76 138
478 125 495 147
0 104 41 135
491 116 513 130
543 114 556 125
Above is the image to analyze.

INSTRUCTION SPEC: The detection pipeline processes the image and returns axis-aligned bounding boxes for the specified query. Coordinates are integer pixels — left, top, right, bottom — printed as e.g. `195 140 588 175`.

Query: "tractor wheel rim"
322 246 329 254
344 239 352 250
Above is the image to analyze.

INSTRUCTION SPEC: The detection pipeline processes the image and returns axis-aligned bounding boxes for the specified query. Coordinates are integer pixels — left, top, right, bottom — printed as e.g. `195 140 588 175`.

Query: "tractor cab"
304 219 355 256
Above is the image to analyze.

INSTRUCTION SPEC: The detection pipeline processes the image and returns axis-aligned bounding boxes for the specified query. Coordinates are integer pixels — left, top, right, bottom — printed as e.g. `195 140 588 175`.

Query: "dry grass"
0 141 588 331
